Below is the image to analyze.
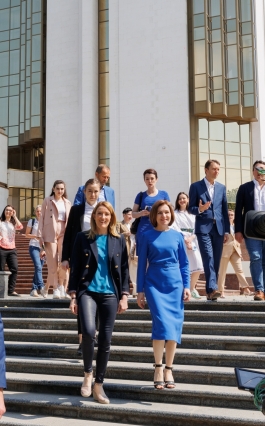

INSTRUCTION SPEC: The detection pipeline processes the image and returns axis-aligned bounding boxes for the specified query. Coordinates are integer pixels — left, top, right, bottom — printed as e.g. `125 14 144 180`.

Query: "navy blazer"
68 232 129 301
73 185 115 209
234 181 255 236
188 179 230 235
61 203 85 262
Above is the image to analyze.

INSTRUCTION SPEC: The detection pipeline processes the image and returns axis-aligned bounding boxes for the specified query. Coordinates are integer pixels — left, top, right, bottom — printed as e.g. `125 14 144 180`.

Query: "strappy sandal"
153 364 165 389
164 366 176 389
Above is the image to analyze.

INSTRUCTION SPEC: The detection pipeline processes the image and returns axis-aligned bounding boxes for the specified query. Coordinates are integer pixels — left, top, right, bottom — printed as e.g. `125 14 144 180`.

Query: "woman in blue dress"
132 169 170 249
137 200 190 389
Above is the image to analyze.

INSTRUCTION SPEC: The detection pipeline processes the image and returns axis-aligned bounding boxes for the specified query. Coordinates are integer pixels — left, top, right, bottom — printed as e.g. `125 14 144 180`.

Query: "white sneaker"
191 289 201 299
58 285 71 299
53 288 61 299
40 288 48 298
30 289 39 297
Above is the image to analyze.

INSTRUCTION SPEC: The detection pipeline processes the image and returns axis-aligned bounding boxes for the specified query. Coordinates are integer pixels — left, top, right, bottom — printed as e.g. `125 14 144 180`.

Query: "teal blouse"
88 235 115 294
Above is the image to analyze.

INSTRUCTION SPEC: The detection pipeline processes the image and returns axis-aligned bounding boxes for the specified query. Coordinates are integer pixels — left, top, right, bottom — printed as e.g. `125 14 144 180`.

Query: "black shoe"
8 292 21 297
77 343 82 356
94 334 98 347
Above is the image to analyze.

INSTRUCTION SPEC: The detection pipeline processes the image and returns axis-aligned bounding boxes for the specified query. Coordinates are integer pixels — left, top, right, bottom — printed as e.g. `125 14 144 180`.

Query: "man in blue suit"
235 160 265 301
188 159 230 300
73 164 115 209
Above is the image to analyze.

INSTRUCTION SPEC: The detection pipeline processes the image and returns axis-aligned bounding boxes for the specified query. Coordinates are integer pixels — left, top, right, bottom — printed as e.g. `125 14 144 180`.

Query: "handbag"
131 192 143 235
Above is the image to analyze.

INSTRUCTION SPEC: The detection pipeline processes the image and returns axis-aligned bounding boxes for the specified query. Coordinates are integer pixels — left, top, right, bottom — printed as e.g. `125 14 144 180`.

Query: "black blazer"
62 203 85 262
234 181 255 235
68 231 129 301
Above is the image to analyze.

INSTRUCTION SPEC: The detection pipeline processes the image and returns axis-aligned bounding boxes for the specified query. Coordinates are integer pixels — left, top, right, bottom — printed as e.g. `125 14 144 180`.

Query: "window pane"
0 41 9 53
20 91 24 121
244 80 253 94
194 40 206 74
10 39 20 49
211 42 222 76
32 72 40 84
213 76 222 89
8 125 18 137
241 157 250 169
226 19 236 32
0 9 9 31
195 87 206 101
32 0 41 13
241 143 250 156
194 27 205 40
10 6 20 29
240 124 249 143
10 74 19 84
211 29 221 42
225 122 240 141
209 121 224 140
195 74 206 88
0 97 8 126
210 140 224 154
199 119 208 139
226 142 240 155
242 34 252 47
11 0 20 5
226 155 240 168
32 35 41 61
9 95 19 125
242 22 251 35
0 31 9 42
32 23 41 35
225 0 236 18
26 87 30 119
228 78 238 91
229 92 238 105
0 76 8 85
194 13 204 27
9 84 19 95
193 0 204 14
226 169 241 190
226 32 236 45
0 0 10 9
31 83 40 115
21 1 25 22
10 29 20 39
210 0 220 16
211 16 220 30
199 139 209 153
10 49 19 74
32 12 41 24
199 152 210 166
242 169 251 183
242 47 253 80
244 93 254 107
211 154 225 165
0 87 8 97
26 40 31 65
8 136 18 146
227 45 238 78
0 51 9 76
241 0 251 22
214 89 222 102
32 61 41 72
21 45 25 69
31 115 40 126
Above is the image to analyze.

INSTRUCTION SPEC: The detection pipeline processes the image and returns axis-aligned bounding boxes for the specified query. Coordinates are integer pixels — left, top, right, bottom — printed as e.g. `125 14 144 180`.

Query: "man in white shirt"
235 160 265 301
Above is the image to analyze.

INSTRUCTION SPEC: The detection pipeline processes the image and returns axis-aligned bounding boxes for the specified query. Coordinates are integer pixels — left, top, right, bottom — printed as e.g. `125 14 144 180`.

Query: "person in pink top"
0 205 23 296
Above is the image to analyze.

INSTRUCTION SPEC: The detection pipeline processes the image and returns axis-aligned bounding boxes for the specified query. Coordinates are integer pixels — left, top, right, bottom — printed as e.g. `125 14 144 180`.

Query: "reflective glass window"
9 84 19 95
242 169 251 183
211 29 221 42
9 95 19 125
228 78 238 91
241 143 250 156
0 9 10 31
194 27 205 40
214 90 222 102
0 97 8 125
225 122 240 141
26 87 30 119
199 152 210 166
8 125 18 136
241 22 252 35
20 91 24 120
244 80 253 94
21 1 25 22
32 35 41 61
209 120 224 140
199 139 209 152
241 0 251 22
32 61 41 72
32 23 41 35
0 31 9 42
225 0 236 19
244 93 254 107
26 0 31 18
226 155 240 168
227 45 238 78
0 41 9 52
0 87 8 97
240 124 249 143
31 83 40 115
32 0 41 13
195 74 206 88
194 40 206 74
193 0 204 14
10 39 20 49
226 19 236 32
10 29 20 39
0 51 9 76
8 136 18 146
194 13 204 28
209 0 220 16
228 92 238 105
199 119 208 139
11 0 20 5
0 0 10 9
213 76 222 89
242 34 252 47
210 140 224 154
31 115 40 126
211 17 220 30
241 157 250 169
32 12 41 24
211 43 222 76
26 40 31 65
10 49 19 74
225 142 240 155
10 74 19 84
10 6 20 29
226 32 236 45
226 169 241 190
21 45 25 69
242 47 253 80
32 72 40 84
0 76 8 85
195 87 206 101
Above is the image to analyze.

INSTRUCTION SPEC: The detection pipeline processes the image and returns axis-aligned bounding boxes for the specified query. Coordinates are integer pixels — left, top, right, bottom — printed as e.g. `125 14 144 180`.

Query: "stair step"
4 391 264 426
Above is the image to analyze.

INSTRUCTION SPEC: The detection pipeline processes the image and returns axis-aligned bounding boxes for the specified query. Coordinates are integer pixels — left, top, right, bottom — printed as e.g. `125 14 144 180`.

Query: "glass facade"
0 0 45 220
191 0 257 122
198 119 251 202
98 0 109 166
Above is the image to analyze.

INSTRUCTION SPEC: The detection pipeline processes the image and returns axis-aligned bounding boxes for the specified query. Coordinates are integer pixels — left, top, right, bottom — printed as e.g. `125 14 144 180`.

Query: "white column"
46 0 98 203
109 0 191 216
251 0 265 162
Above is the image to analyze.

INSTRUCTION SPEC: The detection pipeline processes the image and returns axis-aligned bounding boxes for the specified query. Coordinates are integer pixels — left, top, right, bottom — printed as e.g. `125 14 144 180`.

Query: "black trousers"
79 291 118 383
0 248 18 294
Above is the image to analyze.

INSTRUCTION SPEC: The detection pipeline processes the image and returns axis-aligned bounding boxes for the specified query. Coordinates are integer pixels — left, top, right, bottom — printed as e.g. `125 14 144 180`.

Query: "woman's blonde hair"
149 200 174 227
89 201 120 239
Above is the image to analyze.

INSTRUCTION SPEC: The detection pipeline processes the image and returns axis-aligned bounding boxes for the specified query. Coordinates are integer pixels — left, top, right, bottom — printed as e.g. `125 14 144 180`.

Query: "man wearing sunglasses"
235 160 265 301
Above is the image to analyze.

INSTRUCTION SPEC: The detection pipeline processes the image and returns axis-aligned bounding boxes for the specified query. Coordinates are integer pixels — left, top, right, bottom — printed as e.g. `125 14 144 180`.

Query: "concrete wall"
0 129 8 210
109 0 191 216
7 170 33 188
46 0 98 203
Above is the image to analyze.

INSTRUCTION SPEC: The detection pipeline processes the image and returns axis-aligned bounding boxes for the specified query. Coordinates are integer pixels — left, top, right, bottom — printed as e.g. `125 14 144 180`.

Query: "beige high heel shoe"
80 372 93 397
93 383 110 404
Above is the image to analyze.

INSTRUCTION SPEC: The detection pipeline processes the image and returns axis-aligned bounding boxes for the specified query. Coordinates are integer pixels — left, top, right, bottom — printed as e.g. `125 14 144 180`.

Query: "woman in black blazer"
69 201 129 404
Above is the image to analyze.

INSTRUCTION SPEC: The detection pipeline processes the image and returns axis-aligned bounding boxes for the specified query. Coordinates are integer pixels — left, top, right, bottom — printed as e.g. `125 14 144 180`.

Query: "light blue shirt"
88 235 115 294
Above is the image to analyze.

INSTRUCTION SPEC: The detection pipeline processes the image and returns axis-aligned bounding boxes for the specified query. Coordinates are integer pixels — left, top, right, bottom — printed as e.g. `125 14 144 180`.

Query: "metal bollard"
0 272 10 298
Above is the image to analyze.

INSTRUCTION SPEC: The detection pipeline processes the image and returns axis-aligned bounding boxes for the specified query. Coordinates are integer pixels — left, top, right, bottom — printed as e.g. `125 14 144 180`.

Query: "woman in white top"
172 192 203 299
38 180 71 299
23 206 46 297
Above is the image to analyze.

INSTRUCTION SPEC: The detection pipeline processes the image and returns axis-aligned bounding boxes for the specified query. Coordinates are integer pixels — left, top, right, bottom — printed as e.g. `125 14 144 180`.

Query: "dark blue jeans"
244 237 265 292
79 291 118 383
29 246 44 290
196 225 224 294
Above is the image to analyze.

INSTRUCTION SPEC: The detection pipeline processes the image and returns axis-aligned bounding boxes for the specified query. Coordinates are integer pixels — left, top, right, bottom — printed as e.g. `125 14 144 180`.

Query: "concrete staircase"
0 297 264 425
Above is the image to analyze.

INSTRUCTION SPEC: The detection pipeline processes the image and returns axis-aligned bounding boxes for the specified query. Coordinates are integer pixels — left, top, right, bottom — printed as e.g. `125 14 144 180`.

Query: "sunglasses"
255 167 265 175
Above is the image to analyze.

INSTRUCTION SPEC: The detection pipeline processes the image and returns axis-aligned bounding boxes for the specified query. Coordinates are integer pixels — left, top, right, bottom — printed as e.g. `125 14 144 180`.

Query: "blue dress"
137 228 190 343
134 190 170 243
